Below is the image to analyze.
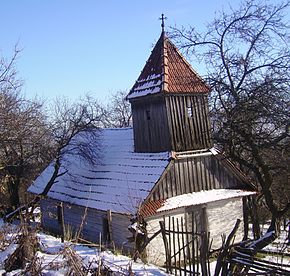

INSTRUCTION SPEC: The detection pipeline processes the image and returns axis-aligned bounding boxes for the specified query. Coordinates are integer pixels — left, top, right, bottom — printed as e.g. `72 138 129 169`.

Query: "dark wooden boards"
130 94 212 153
148 154 246 201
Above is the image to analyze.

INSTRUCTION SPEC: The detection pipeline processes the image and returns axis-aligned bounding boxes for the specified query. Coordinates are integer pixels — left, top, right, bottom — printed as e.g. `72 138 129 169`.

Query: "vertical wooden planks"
174 160 181 196
172 217 177 274
131 96 172 153
166 95 208 152
107 210 113 242
183 159 190 194
184 213 190 274
158 211 211 275
176 218 182 275
181 217 187 275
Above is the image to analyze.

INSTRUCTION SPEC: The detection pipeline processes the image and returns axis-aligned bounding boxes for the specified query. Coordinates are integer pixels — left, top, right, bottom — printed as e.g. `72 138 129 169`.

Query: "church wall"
130 94 212 153
207 197 245 249
40 197 133 250
145 209 187 266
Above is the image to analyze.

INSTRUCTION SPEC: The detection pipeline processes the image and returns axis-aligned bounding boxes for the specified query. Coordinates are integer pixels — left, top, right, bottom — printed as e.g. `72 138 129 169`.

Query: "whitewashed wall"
145 210 187 266
207 197 244 249
144 197 245 266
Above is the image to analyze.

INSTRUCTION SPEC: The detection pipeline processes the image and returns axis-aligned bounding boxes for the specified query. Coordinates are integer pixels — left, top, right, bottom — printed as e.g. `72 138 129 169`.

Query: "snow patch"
127 74 162 99
157 189 256 212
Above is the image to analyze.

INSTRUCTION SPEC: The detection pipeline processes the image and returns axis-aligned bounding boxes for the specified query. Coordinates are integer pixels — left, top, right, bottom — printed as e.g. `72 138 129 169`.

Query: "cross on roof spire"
159 13 167 33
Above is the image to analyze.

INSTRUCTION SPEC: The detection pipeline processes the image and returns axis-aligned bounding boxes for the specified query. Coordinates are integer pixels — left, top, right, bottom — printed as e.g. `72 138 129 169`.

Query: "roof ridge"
161 32 169 92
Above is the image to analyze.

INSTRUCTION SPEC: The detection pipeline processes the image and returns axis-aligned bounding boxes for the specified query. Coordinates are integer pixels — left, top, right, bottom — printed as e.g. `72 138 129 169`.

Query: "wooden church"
29 26 255 266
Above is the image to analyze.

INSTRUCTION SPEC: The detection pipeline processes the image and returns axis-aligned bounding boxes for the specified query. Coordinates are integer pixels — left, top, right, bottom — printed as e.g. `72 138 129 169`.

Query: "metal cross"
159 14 167 32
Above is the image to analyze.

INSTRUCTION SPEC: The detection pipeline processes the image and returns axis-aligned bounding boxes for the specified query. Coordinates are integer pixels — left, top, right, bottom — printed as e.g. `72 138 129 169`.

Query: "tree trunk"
243 197 249 240
7 176 20 211
248 196 261 239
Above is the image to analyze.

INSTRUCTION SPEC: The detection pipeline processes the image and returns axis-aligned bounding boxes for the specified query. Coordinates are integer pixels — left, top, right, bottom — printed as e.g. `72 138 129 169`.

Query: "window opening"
146 110 151 120
187 106 193 117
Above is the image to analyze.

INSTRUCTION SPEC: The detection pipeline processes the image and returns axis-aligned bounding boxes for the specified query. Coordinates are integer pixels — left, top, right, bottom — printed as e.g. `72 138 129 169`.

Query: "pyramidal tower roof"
127 31 210 100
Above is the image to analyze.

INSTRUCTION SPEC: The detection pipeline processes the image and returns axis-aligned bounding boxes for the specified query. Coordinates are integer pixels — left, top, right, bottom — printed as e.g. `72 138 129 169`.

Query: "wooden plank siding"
147 154 248 201
131 95 171 152
165 94 212 152
130 94 212 153
40 197 133 249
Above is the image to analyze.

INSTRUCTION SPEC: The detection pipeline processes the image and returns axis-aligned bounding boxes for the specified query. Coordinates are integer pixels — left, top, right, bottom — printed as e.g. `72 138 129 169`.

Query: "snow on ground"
259 223 290 267
0 219 289 275
248 222 289 254
0 219 169 275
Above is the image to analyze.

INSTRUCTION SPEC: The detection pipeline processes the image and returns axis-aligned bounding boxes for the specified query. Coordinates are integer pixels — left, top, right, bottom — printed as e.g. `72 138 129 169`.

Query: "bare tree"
102 90 132 128
0 45 22 93
0 47 53 212
4 95 104 220
172 0 290 233
0 91 52 210
0 47 104 215
39 95 103 197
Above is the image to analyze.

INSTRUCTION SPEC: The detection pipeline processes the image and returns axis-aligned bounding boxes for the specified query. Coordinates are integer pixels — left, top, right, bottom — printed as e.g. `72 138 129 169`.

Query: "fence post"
57 202 65 242
159 220 170 273
214 219 241 276
200 231 209 276
107 209 113 242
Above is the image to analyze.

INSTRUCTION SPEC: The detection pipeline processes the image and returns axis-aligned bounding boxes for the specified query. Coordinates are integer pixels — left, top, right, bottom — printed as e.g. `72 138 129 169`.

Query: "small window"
146 110 151 120
187 106 193 117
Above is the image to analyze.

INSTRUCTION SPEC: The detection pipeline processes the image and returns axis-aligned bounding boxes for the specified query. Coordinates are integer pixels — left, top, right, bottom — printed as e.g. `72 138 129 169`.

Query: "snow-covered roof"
28 128 170 214
140 189 256 217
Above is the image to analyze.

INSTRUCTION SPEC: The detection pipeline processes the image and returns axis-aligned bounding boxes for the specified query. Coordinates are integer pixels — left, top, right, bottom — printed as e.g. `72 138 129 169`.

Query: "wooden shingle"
127 32 209 100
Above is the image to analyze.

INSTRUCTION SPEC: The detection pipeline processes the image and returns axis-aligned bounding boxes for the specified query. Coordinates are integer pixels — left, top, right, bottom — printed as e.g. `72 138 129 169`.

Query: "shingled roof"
29 128 170 214
127 31 209 99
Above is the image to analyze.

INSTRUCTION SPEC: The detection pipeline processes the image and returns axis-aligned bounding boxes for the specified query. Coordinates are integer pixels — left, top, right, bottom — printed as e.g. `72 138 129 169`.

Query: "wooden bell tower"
127 27 212 153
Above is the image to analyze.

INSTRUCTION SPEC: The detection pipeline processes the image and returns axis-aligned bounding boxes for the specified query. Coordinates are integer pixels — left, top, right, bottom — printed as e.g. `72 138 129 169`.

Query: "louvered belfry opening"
127 31 213 153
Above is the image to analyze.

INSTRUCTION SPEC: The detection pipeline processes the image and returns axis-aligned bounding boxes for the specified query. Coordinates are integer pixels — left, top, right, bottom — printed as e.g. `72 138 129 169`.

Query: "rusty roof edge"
144 190 257 219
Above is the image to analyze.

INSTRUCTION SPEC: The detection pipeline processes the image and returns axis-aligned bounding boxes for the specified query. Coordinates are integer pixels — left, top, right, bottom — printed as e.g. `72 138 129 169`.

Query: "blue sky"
1 0 285 103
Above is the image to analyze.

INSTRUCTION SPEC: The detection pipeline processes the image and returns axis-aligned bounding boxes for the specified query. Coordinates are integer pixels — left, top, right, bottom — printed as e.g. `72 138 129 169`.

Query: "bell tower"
127 22 212 153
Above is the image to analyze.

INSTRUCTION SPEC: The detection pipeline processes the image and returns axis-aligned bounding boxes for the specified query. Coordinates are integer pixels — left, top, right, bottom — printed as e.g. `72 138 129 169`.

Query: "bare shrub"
4 224 39 272
0 223 16 251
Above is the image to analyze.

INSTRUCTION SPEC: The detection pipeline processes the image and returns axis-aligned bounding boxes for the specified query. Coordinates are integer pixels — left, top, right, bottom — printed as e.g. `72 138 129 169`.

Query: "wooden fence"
159 213 211 275
226 248 290 275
